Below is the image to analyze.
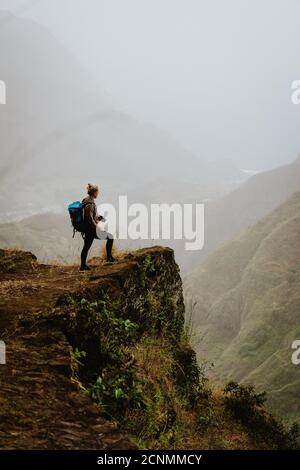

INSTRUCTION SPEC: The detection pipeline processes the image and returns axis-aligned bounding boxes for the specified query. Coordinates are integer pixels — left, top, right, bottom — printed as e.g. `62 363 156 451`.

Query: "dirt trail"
0 249 136 450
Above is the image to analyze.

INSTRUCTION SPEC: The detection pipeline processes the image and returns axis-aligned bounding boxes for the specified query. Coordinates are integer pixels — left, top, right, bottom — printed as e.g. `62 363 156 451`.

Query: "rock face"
0 246 185 449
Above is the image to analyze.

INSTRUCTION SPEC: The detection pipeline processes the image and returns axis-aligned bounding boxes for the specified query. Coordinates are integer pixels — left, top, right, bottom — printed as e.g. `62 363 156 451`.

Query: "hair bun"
87 183 99 195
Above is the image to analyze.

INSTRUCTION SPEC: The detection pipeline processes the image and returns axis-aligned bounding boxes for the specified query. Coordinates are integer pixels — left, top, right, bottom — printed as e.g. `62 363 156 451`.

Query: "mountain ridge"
185 156 300 270
185 191 300 425
0 12 231 222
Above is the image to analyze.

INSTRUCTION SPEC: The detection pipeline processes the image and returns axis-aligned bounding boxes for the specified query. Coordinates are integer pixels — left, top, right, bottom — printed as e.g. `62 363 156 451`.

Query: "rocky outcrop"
1 246 294 450
0 246 184 449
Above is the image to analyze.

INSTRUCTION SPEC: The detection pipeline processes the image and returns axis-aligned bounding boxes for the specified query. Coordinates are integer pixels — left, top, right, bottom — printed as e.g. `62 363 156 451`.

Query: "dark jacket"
82 196 99 234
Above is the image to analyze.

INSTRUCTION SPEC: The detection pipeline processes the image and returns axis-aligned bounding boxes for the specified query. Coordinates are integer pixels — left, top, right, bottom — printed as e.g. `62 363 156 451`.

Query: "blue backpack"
68 201 84 237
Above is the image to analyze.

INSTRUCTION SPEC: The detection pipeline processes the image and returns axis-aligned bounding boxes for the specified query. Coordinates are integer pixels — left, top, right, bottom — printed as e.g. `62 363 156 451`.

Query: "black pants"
80 231 113 267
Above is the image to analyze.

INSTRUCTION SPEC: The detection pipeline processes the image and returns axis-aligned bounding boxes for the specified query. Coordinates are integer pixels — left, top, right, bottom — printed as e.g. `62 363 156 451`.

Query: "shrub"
64 298 143 418
223 381 299 449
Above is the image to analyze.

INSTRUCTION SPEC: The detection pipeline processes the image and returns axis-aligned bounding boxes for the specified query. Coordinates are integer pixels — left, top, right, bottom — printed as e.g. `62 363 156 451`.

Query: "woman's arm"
84 203 98 228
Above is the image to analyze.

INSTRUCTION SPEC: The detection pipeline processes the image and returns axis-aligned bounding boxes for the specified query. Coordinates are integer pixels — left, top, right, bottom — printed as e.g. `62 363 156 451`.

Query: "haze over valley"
1 0 300 442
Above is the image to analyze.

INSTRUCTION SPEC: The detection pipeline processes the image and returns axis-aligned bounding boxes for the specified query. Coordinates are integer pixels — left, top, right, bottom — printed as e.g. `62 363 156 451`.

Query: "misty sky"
1 0 300 170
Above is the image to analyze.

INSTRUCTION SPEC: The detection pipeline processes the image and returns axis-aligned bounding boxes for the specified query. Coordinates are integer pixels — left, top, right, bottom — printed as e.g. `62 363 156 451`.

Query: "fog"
2 3 300 450
1 0 300 270
1 0 300 170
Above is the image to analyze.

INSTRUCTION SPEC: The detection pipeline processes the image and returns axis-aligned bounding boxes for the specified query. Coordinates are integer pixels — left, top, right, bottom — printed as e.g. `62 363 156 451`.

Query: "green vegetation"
185 192 300 427
61 296 297 449
143 254 156 274
64 297 141 416
224 382 299 449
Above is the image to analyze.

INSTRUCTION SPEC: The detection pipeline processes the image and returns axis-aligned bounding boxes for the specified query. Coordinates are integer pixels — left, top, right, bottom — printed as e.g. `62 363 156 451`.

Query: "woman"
80 183 115 271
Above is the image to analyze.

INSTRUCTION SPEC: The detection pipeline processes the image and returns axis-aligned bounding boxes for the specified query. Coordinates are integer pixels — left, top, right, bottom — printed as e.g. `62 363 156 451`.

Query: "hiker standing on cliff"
80 183 115 271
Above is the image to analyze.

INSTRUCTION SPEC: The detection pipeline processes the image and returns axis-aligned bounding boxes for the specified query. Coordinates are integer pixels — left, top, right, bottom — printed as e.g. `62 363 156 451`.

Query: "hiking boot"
106 256 116 263
79 265 90 272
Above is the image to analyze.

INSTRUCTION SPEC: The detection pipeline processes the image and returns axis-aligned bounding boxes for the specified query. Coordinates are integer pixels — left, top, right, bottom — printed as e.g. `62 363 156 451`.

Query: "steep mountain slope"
185 192 300 424
185 156 300 270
